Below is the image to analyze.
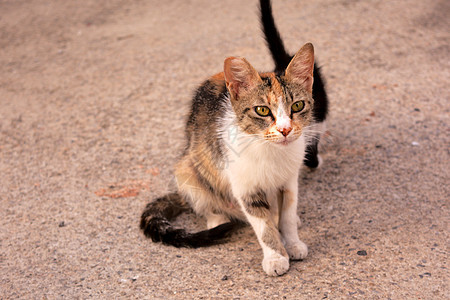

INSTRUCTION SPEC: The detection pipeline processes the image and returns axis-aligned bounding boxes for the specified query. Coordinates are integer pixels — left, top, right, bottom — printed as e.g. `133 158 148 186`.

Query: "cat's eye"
255 106 271 117
291 101 305 113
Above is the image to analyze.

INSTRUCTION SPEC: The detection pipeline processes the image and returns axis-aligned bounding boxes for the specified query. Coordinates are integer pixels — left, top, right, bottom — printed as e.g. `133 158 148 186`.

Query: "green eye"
291 101 305 113
255 106 271 117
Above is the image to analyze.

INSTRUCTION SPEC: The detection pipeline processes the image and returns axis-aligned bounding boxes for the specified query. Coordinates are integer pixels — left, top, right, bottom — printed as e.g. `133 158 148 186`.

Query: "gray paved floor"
1 0 448 298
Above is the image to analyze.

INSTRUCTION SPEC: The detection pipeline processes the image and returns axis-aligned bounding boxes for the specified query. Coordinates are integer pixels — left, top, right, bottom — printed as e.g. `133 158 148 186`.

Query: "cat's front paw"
262 253 289 276
285 240 308 260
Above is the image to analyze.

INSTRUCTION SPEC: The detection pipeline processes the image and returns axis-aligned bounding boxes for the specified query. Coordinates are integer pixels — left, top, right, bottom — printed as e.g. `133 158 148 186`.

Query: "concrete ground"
1 0 448 298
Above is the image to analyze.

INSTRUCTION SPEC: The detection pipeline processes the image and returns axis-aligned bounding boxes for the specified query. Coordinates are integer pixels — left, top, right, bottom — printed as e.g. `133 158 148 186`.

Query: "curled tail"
140 193 240 248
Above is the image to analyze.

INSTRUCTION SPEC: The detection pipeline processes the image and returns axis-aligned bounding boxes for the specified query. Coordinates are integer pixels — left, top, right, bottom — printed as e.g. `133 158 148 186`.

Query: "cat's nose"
276 114 292 136
277 127 292 137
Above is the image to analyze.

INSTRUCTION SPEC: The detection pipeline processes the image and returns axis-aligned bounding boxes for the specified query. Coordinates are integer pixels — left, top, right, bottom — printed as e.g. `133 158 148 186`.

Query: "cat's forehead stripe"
270 74 283 96
261 73 284 102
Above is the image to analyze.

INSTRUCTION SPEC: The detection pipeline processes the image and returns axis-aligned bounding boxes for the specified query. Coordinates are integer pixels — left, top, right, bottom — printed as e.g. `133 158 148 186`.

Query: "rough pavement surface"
1 0 448 298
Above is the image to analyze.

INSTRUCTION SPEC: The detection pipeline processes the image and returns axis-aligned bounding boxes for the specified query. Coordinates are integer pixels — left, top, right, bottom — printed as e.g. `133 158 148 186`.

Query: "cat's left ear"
224 57 262 100
285 43 315 93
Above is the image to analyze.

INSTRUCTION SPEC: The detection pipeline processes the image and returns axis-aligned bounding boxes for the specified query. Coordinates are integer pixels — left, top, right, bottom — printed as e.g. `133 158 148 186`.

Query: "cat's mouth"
274 136 293 146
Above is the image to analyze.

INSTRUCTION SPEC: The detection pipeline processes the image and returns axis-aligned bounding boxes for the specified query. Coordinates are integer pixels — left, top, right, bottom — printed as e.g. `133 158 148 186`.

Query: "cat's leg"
238 189 289 276
296 214 302 228
178 179 228 229
279 176 308 261
175 158 235 230
206 213 229 229
303 121 325 169
303 138 321 168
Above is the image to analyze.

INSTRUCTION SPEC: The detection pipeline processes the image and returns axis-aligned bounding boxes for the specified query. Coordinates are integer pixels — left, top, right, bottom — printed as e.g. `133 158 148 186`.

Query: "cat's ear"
224 57 262 100
285 43 315 93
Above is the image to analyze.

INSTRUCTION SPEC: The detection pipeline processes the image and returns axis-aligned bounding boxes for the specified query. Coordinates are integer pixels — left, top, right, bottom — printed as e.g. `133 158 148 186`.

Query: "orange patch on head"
271 77 283 97
207 72 227 98
267 92 276 105
211 72 225 81
210 72 226 88
261 73 284 104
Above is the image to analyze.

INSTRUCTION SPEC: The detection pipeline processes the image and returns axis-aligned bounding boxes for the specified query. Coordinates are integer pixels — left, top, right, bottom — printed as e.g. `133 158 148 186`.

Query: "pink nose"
277 127 292 137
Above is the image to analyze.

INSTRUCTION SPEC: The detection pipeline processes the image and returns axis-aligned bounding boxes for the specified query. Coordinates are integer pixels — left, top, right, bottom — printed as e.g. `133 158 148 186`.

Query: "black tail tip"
140 215 245 249
304 152 320 168
140 216 171 243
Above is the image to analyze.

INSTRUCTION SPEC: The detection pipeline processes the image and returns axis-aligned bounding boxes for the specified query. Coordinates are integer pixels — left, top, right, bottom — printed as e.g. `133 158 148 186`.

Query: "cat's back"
185 72 229 139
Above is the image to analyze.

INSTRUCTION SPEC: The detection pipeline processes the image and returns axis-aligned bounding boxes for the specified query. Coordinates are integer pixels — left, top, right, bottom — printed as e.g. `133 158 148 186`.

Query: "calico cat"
140 0 328 276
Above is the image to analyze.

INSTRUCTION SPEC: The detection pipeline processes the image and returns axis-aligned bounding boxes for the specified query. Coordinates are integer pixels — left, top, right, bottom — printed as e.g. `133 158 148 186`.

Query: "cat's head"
224 43 315 145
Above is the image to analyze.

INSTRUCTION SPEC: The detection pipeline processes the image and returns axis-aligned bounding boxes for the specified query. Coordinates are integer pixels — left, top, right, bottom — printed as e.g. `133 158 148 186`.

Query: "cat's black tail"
259 0 291 73
140 193 241 248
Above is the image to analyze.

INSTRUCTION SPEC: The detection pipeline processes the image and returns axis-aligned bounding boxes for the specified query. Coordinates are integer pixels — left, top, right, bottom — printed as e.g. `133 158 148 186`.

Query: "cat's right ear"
224 57 262 100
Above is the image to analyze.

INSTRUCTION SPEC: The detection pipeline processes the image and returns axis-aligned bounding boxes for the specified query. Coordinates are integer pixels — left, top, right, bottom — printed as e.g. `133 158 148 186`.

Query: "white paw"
262 253 290 276
285 241 308 260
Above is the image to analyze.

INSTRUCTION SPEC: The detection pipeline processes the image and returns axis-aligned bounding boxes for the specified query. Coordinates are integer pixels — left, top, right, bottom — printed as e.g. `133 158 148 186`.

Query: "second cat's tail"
140 193 240 248
259 0 292 73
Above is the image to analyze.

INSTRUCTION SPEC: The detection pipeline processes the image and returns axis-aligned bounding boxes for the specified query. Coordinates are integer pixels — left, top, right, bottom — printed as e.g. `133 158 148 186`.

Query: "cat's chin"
272 137 295 146
277 140 291 146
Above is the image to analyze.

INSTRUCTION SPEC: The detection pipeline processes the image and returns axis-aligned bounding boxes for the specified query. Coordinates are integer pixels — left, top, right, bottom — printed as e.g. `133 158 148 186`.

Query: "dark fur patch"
261 75 272 87
243 190 270 218
304 138 320 168
250 198 270 210
140 193 187 221
185 77 228 153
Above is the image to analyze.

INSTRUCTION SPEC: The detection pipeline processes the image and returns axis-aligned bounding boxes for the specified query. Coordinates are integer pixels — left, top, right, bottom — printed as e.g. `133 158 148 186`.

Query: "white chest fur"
220 123 305 196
